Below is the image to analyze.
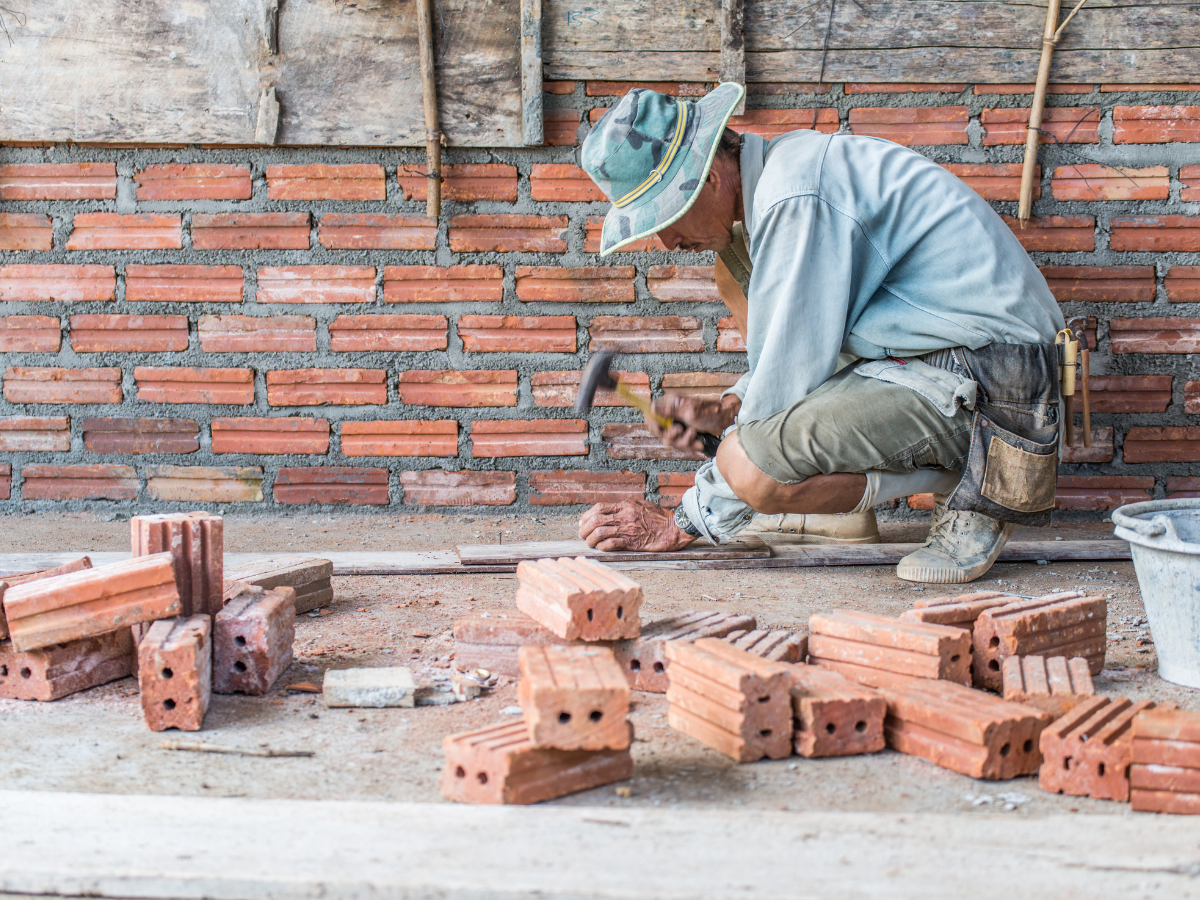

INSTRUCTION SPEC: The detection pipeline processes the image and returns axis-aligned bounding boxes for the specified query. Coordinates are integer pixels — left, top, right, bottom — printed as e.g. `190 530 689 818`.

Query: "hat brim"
597 82 746 257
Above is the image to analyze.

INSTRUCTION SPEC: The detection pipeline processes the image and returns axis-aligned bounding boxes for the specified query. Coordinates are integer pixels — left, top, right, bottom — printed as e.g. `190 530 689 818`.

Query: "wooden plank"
721 0 746 114
456 536 772 565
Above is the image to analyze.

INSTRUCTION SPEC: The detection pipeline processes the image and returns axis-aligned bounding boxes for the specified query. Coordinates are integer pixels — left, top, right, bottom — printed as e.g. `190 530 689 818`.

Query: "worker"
576 83 1065 584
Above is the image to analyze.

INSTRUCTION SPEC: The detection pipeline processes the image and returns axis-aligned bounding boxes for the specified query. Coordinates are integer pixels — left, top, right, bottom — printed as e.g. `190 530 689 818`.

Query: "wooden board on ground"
455 536 773 566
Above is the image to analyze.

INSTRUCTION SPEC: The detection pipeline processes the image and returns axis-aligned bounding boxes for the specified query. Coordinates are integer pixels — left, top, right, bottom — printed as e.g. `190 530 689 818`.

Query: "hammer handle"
614 381 721 458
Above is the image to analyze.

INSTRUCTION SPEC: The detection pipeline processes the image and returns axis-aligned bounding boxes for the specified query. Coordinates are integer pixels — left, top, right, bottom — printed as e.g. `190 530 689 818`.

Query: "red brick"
1103 83 1200 92
256 265 375 305
717 317 746 351
137 615 211 731
981 107 1100 145
1089 374 1171 415
449 215 569 253
191 213 310 251
145 465 264 503
132 512 223 619
519 644 632 750
1039 265 1155 303
663 372 742 399
1112 215 1200 251
274 467 389 506
317 214 436 250
440 719 632 804
69 314 189 353
789 665 886 758
0 628 133 701
211 417 330 455
0 463 9 500
0 162 115 200
808 610 971 686
531 370 649 408
846 83 966 94
125 265 243 304
899 590 1011 630
266 369 386 407
727 108 839 138
528 469 645 506
1130 709 1200 813
1166 266 1200 303
849 106 968 144
1186 381 1200 415
341 420 458 458
0 416 70 452
266 164 384 200
198 315 315 353
589 316 703 352
609 610 756 692
600 423 705 461
515 266 634 303
1183 165 1200 202
1056 475 1154 509
3 552 177 652
214 583 296 694
585 216 666 253
221 557 333 617
586 81 710 96
0 265 115 302
383 265 503 303
471 419 587 458
81 418 199 455
0 316 60 352
135 367 253 405
516 557 642 641
399 470 516 506
1110 317 1200 354
4 367 122 405
543 109 581 146
328 314 447 352
1001 215 1095 252
656 472 694 508
1061 427 1115 463
453 612 565 678
1113 105 1200 143
723 629 807 663
666 638 794 762
398 370 518 407
67 213 181 251
1124 426 1200 463
1003 653 1095 716
942 163 1037 201
0 214 52 251
397 163 518 202
645 265 719 303
134 164 252 201
459 315 576 353
1171 475 1200 499
1053 164 1169 201
976 83 1092 94
973 593 1105 691
19 463 137 501
530 164 605 202
544 81 576 94
1042 696 1163 801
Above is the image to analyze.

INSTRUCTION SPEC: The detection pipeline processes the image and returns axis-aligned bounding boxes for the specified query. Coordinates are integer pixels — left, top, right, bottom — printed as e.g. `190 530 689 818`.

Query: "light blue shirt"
681 130 1066 543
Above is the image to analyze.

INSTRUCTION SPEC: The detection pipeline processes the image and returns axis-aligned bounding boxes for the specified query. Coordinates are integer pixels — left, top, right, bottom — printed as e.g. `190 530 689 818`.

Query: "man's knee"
716 432 788 513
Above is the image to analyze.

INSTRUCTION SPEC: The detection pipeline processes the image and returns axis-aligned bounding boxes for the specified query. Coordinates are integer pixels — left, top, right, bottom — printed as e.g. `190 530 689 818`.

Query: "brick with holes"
223 556 332 616
1002 655 1095 717
722 629 807 663
901 591 1013 629
212 583 295 695
665 637 793 762
518 644 631 751
453 613 566 678
0 628 133 701
131 513 223 619
788 664 887 758
881 678 1052 779
1040 695 1165 801
515 557 641 641
973 592 1105 692
608 610 756 692
440 718 633 805
137 615 211 732
807 610 972 687
1130 708 1200 814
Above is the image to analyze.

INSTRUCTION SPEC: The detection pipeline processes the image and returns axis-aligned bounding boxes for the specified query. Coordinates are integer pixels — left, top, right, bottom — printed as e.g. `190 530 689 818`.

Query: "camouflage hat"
581 83 745 257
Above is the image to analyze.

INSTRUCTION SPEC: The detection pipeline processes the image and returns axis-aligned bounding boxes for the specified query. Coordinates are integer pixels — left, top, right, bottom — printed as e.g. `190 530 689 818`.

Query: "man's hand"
579 499 697 552
645 393 741 454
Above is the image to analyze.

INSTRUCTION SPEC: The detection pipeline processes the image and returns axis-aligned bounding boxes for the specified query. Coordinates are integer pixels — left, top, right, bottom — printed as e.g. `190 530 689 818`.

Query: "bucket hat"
581 82 745 257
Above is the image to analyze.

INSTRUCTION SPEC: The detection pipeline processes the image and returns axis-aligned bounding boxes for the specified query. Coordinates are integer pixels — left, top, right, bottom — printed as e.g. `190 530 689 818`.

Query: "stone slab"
323 667 415 708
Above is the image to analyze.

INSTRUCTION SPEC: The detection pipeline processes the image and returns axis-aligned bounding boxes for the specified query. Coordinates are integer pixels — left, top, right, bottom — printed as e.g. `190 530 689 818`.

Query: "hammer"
575 352 722 457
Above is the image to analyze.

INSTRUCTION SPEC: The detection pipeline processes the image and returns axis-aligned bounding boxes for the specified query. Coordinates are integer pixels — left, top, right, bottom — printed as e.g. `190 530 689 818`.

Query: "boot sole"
895 526 1014 584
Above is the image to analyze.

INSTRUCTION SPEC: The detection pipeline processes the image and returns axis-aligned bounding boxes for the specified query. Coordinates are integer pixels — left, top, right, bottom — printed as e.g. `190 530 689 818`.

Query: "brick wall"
1 82 1198 513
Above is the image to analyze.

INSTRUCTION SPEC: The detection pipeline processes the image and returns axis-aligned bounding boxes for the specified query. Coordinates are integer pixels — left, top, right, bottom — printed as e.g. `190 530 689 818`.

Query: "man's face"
655 158 739 253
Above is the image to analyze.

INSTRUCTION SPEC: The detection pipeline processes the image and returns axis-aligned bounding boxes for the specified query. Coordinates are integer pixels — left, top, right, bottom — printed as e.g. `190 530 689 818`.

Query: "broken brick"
0 416 70 453
0 316 61 353
67 213 181 251
588 316 704 353
0 265 115 303
266 369 386 407
4 367 122 405
398 370 517 407
266 164 384 201
665 638 793 762
198 315 316 353
721 629 807 663
131 512 224 618
125 265 244 304
848 106 968 144
223 556 332 617
134 367 253 405
20 464 138 501
400 470 516 506
528 470 646 506
515 557 642 641
137 615 212 732
397 164 517 202
383 265 504 303
274 467 389 505
448 215 569 253
453 612 566 678
144 466 264 503
973 593 1105 692
531 370 649 408
341 420 458 458
518 644 632 751
191 213 310 251
213 583 296 695
134 164 251 201
0 162 116 200
317 214 436 250
458 315 577 353
471 419 587 457
808 610 972 686
609 610 757 693
69 314 190 353
82 418 199 455
0 214 52 252
1002 655 1095 717
256 266 375 305
1042 695 1164 802
789 664 887 758
0 629 134 702
515 266 635 303
211 417 329 455
329 314 447 352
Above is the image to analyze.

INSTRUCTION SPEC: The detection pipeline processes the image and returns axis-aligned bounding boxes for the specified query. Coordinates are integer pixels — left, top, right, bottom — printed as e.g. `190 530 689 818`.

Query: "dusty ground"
0 510 1181 819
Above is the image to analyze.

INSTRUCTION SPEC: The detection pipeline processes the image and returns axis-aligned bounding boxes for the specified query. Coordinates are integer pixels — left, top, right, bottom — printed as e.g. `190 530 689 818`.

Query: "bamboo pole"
417 0 442 220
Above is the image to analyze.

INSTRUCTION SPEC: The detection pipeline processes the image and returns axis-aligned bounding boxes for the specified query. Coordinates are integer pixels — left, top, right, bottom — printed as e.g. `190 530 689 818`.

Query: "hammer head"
574 351 617 415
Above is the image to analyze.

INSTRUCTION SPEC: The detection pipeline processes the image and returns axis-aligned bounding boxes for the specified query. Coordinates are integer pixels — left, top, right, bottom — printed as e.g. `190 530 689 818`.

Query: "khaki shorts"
736 365 973 484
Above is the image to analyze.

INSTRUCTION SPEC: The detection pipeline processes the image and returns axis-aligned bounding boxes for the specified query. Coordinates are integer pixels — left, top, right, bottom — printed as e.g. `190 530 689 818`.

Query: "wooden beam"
720 0 746 114
522 0 545 145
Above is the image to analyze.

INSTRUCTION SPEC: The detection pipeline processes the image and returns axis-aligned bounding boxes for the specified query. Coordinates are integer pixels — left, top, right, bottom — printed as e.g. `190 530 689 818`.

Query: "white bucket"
1113 499 1200 689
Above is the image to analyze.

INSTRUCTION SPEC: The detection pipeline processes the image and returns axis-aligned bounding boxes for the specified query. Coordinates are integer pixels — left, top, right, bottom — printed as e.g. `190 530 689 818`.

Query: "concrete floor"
0 511 1186 821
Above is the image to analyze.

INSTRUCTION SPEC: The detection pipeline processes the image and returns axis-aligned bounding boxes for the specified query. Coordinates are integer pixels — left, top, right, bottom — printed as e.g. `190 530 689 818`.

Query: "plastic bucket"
1113 498 1200 688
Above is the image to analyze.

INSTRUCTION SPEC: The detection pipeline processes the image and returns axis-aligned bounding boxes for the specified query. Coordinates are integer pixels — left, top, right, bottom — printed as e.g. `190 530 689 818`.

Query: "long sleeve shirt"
680 130 1066 544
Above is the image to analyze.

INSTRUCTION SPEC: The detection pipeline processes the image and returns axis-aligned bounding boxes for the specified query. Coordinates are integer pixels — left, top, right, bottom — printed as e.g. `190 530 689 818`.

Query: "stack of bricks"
808 610 972 689
972 593 1106 691
514 556 642 642
1131 708 1200 814
4 85 1200 514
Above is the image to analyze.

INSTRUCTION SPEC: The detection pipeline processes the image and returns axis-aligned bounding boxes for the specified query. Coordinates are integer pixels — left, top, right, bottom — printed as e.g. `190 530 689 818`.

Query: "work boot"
743 510 880 544
896 493 1013 584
